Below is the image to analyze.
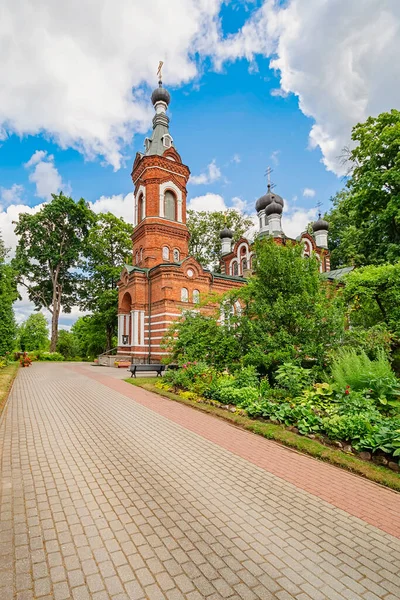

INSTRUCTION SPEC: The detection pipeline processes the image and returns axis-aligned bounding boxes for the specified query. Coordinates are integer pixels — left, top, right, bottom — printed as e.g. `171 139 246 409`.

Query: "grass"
125 377 400 493
0 362 19 418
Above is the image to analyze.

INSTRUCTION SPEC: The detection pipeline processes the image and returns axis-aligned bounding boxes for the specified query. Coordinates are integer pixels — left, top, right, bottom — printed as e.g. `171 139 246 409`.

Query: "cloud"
0 184 24 209
189 159 222 185
303 188 316 198
89 192 134 223
187 193 226 212
0 0 222 170
231 154 241 164
270 150 280 166
282 202 317 239
25 151 68 200
0 202 43 257
213 0 400 175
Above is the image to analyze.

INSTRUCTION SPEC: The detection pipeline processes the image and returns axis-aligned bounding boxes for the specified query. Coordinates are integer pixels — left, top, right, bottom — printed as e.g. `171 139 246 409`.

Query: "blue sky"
1 0 398 326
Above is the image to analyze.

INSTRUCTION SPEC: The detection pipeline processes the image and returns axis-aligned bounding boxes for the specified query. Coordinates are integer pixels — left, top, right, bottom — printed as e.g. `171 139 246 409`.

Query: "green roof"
321 266 354 281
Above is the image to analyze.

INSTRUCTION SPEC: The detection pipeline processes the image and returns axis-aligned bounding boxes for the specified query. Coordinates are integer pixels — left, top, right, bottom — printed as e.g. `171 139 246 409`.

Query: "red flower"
345 389 350 395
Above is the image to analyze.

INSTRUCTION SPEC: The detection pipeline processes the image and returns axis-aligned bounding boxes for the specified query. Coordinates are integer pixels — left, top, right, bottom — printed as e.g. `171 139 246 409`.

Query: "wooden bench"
129 364 166 378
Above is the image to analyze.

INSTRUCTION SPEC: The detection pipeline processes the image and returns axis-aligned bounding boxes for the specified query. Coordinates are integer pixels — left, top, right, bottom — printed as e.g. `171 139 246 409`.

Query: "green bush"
217 386 259 406
322 414 374 442
29 351 64 361
275 362 314 397
331 348 400 406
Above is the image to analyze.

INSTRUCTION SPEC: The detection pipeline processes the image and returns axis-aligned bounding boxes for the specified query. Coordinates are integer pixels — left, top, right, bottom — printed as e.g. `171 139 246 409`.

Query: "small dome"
255 186 284 213
220 227 233 239
265 200 283 216
312 217 329 232
151 83 171 106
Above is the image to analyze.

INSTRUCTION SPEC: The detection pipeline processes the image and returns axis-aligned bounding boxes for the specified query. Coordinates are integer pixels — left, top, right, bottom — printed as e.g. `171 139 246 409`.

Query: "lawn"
0 363 19 417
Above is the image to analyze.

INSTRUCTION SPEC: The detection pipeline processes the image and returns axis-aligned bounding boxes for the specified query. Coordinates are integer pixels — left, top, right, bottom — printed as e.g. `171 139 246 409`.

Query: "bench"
129 364 166 378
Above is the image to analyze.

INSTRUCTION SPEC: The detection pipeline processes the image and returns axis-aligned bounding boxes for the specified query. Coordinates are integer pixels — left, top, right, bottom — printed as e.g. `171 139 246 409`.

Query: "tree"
56 329 80 359
80 212 132 351
325 190 363 269
71 315 111 358
0 234 17 356
19 313 49 351
326 110 400 266
165 239 345 374
343 262 400 342
13 193 94 351
187 209 253 271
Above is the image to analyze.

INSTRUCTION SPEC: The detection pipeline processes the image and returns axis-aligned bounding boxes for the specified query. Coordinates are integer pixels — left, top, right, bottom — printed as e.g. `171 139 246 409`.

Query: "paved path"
0 364 399 600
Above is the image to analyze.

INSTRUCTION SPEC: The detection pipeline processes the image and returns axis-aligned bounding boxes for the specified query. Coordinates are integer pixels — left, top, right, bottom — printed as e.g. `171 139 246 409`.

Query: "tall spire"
144 62 173 156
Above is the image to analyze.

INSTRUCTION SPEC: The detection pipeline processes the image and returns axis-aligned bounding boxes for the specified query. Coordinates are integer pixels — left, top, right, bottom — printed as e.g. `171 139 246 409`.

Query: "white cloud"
0 202 43 256
187 193 226 212
214 0 400 175
189 159 222 185
0 0 222 170
270 150 280 166
89 192 134 223
282 204 317 239
303 188 316 198
25 151 68 200
0 184 24 209
231 154 241 164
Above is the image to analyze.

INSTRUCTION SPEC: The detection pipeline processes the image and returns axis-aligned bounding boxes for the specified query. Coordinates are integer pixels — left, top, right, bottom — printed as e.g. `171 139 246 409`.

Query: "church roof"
144 83 174 157
321 266 354 281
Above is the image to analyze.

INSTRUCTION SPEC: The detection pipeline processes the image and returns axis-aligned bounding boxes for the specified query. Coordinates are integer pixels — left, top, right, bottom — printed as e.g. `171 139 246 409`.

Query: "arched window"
173 248 180 263
233 262 238 276
181 288 188 303
138 194 145 222
140 248 143 263
135 251 139 265
193 290 200 304
162 246 170 261
241 258 247 273
164 191 176 221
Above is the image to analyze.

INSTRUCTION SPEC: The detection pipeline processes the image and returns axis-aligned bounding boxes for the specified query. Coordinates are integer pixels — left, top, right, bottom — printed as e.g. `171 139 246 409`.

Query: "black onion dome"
220 227 233 239
312 217 329 232
151 83 171 106
255 185 284 212
265 200 283 216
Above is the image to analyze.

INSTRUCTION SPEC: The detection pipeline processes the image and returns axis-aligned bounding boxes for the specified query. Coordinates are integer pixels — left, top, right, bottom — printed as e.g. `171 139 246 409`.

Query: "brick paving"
0 364 399 600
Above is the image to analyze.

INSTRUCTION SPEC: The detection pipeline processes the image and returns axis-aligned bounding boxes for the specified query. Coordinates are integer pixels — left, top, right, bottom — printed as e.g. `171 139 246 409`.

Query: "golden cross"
157 61 164 82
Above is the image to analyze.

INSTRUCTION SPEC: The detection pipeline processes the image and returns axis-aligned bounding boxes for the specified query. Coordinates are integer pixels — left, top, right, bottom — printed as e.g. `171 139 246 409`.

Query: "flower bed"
161 357 400 471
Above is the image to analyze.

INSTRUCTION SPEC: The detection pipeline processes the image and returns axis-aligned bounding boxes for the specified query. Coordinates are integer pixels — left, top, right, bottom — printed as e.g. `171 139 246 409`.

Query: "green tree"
13 193 94 351
18 313 49 351
80 212 132 351
0 234 18 356
187 209 253 271
71 315 111 358
326 110 400 266
56 329 80 359
326 190 363 269
343 262 400 341
165 239 345 373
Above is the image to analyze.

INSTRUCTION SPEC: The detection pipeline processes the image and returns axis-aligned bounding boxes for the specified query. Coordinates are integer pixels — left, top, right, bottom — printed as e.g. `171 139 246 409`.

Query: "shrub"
275 362 314 397
231 366 259 389
217 386 259 407
322 414 374 442
331 348 400 406
30 351 64 361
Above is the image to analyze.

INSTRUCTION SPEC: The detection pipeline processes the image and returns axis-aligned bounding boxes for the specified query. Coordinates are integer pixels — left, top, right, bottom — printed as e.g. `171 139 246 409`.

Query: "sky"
1 0 399 329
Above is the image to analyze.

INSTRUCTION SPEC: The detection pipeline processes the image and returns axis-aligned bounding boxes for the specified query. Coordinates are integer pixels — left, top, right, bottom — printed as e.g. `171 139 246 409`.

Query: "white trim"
134 185 146 226
132 165 186 185
145 320 174 326
144 328 169 333
144 312 180 319
133 311 139 346
140 311 145 346
159 181 183 222
130 310 135 344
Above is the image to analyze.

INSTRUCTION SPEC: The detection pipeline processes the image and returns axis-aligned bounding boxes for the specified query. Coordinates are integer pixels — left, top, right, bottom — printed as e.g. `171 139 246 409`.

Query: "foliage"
56 330 80 359
163 312 240 370
0 234 18 355
237 238 345 372
29 351 64 361
326 110 400 267
331 348 400 407
341 324 393 360
80 212 132 350
13 193 94 351
187 209 253 271
275 363 314 397
18 313 49 351
71 316 111 358
343 262 400 340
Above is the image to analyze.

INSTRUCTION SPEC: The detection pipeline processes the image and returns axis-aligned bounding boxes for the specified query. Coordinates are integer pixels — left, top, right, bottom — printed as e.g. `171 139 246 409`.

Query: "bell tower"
130 74 190 269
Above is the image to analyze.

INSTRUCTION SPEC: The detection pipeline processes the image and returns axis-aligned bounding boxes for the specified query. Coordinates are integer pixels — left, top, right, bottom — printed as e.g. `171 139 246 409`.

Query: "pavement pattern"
0 363 399 600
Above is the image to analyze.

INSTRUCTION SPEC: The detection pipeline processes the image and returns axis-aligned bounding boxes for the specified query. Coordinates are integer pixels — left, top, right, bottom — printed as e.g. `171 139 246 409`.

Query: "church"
117 79 331 362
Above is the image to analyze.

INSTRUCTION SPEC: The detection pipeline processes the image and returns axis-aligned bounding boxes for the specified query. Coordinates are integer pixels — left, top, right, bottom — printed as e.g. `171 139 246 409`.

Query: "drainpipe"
147 270 152 364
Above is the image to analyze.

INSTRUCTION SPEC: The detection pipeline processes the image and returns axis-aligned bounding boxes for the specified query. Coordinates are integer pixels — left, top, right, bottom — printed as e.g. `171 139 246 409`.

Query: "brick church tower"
117 77 244 362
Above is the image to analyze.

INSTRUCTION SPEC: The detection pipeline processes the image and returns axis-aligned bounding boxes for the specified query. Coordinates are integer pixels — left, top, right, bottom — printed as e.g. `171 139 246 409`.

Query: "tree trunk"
50 288 61 352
